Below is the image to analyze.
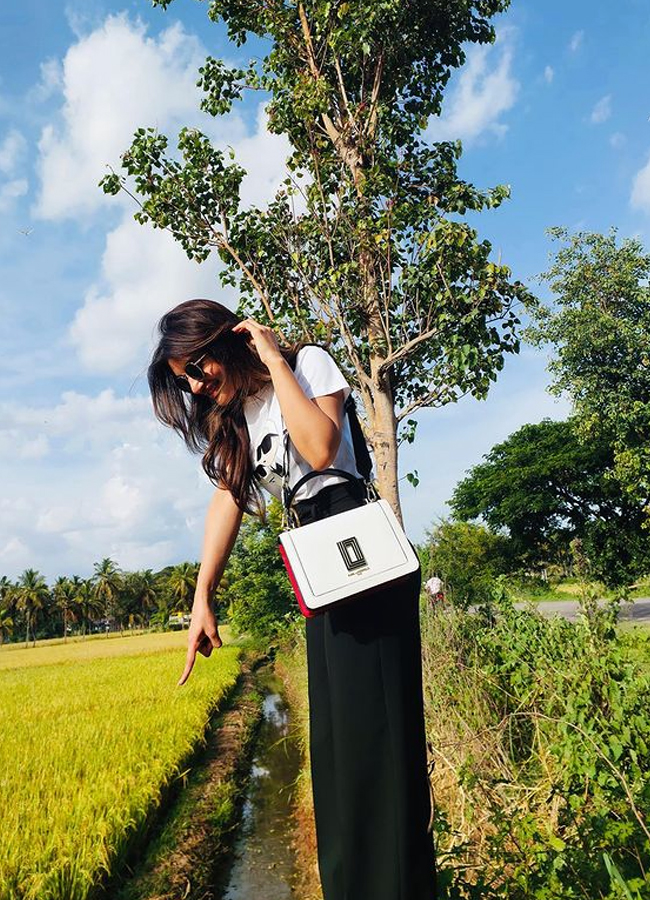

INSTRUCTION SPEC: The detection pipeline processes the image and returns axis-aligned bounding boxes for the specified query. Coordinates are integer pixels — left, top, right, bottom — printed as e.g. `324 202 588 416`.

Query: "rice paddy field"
0 629 242 900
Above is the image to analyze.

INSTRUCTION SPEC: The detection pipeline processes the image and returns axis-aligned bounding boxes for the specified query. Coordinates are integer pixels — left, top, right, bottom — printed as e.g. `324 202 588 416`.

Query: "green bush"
423 519 515 609
422 577 650 899
221 500 300 642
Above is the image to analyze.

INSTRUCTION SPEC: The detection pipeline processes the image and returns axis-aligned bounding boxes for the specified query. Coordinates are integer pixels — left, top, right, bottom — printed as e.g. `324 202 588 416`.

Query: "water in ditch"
217 667 303 900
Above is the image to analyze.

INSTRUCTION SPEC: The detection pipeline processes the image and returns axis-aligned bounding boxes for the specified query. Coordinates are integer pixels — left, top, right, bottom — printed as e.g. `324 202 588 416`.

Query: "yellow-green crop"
0 630 242 900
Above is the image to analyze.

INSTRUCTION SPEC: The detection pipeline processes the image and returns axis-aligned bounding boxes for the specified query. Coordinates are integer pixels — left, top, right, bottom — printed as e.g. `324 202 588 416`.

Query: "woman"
148 298 438 900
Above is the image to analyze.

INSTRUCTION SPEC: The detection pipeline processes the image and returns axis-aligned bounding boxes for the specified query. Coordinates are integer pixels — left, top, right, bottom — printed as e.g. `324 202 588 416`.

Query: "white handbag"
278 396 421 618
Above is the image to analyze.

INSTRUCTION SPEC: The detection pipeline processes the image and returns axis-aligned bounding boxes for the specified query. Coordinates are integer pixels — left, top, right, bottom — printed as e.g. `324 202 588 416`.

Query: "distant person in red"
425 575 445 604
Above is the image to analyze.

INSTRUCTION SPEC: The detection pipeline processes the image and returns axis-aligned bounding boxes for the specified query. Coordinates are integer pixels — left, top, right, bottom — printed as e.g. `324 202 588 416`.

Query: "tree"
222 498 296 638
14 569 50 647
425 518 514 609
74 577 103 636
166 562 200 613
102 0 535 521
0 576 15 645
122 569 160 627
0 606 13 647
52 576 79 641
92 558 124 631
450 417 650 588
525 228 650 524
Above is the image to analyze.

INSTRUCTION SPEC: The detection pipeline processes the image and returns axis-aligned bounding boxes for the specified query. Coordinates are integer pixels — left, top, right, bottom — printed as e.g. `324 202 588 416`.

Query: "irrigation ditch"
111 648 308 900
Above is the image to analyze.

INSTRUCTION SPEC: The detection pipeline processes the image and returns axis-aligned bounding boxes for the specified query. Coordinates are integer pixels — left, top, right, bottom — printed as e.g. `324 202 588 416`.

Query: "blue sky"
1 0 649 581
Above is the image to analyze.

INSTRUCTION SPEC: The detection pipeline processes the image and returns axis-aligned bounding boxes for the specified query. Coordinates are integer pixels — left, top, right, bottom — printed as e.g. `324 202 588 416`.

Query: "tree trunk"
357 236 403 524
368 376 402 525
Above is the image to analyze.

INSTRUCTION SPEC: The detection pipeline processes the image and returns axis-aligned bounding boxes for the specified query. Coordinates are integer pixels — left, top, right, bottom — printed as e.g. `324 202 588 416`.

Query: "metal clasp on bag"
364 479 380 503
281 503 302 531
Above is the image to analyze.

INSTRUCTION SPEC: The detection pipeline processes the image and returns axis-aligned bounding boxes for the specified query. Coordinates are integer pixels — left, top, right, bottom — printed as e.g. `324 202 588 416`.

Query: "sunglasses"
175 352 210 393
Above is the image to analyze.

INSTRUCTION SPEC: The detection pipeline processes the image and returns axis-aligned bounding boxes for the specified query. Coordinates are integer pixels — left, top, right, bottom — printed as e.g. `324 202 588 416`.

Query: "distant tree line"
0 559 202 647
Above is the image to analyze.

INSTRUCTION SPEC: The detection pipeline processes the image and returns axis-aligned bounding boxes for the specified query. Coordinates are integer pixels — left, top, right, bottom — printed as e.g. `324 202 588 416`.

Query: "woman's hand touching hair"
231 318 284 369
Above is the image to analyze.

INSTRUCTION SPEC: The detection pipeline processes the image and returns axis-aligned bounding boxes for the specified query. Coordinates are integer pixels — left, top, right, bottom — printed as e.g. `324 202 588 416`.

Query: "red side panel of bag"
278 542 318 618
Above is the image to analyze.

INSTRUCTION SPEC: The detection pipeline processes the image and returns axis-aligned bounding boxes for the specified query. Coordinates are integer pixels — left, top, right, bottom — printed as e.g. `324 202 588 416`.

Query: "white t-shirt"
243 345 368 503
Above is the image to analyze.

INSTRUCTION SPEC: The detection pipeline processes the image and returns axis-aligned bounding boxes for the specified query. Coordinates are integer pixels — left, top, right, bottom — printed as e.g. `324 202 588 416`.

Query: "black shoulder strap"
343 395 373 481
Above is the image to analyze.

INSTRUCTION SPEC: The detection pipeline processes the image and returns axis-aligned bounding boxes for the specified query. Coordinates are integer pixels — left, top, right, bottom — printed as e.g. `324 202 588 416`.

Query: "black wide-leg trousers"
294 480 438 900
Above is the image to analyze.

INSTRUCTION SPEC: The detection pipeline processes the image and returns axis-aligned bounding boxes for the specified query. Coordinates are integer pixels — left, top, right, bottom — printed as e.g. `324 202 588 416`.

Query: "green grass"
0 629 243 900
509 574 650 605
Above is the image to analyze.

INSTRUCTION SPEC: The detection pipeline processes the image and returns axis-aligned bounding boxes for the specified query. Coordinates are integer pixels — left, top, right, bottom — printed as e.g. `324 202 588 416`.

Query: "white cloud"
35 14 216 220
590 94 612 125
68 216 223 374
0 389 212 580
29 58 63 103
20 435 50 460
0 537 32 572
232 102 294 209
0 178 28 212
0 389 151 447
610 132 626 150
544 66 554 84
34 13 291 372
67 100 292 375
0 130 28 212
0 130 27 174
425 35 519 144
569 30 584 53
631 153 650 213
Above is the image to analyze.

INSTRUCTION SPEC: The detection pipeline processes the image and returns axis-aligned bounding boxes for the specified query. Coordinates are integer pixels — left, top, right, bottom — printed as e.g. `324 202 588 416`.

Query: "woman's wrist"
192 589 214 608
265 353 287 374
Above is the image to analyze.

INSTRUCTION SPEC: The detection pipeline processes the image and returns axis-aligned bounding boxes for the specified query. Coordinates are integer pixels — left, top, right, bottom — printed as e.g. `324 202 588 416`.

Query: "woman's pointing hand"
177 602 223 686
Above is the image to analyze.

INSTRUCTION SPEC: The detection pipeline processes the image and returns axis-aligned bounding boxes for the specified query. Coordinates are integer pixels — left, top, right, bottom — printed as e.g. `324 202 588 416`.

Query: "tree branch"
366 51 384 140
396 386 474 423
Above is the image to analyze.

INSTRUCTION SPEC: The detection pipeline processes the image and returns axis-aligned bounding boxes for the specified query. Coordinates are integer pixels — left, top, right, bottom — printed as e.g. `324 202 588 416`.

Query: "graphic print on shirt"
253 424 286 492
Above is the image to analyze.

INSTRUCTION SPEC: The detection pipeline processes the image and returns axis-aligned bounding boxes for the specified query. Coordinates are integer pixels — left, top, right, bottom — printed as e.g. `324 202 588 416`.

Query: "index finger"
232 319 259 332
177 642 198 687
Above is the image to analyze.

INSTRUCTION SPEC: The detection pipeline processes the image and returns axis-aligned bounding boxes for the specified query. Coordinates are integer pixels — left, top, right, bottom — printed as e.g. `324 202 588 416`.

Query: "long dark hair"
148 299 301 514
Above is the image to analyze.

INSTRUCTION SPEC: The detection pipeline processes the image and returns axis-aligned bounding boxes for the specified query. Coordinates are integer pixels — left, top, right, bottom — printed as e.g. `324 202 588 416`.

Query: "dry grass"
0 627 232 671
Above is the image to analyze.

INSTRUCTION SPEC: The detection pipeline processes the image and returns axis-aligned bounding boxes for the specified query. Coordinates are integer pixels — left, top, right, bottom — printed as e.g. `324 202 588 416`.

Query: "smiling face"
167 354 236 406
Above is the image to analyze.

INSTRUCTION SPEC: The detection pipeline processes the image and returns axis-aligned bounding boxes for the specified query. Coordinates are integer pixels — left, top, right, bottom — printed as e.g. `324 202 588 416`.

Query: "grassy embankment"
274 631 324 900
276 596 650 900
0 628 255 900
510 575 650 605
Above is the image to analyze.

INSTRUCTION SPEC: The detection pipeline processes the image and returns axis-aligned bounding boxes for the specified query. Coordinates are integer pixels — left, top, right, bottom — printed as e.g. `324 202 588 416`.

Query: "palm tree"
15 569 50 647
92 558 123 633
0 575 13 604
74 577 103 636
166 562 199 617
126 569 159 628
0 577 17 646
0 604 14 647
52 577 78 641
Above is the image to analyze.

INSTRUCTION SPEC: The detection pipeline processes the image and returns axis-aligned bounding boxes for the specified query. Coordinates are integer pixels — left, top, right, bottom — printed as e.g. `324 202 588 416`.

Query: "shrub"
422 577 650 899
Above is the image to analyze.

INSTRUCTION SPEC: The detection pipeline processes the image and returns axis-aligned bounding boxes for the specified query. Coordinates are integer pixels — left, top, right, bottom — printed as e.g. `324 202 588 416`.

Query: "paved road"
514 597 650 624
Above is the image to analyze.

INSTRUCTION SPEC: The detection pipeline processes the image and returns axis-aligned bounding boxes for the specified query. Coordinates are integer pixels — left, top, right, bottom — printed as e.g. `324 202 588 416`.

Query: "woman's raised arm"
231 318 345 469
178 486 244 686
